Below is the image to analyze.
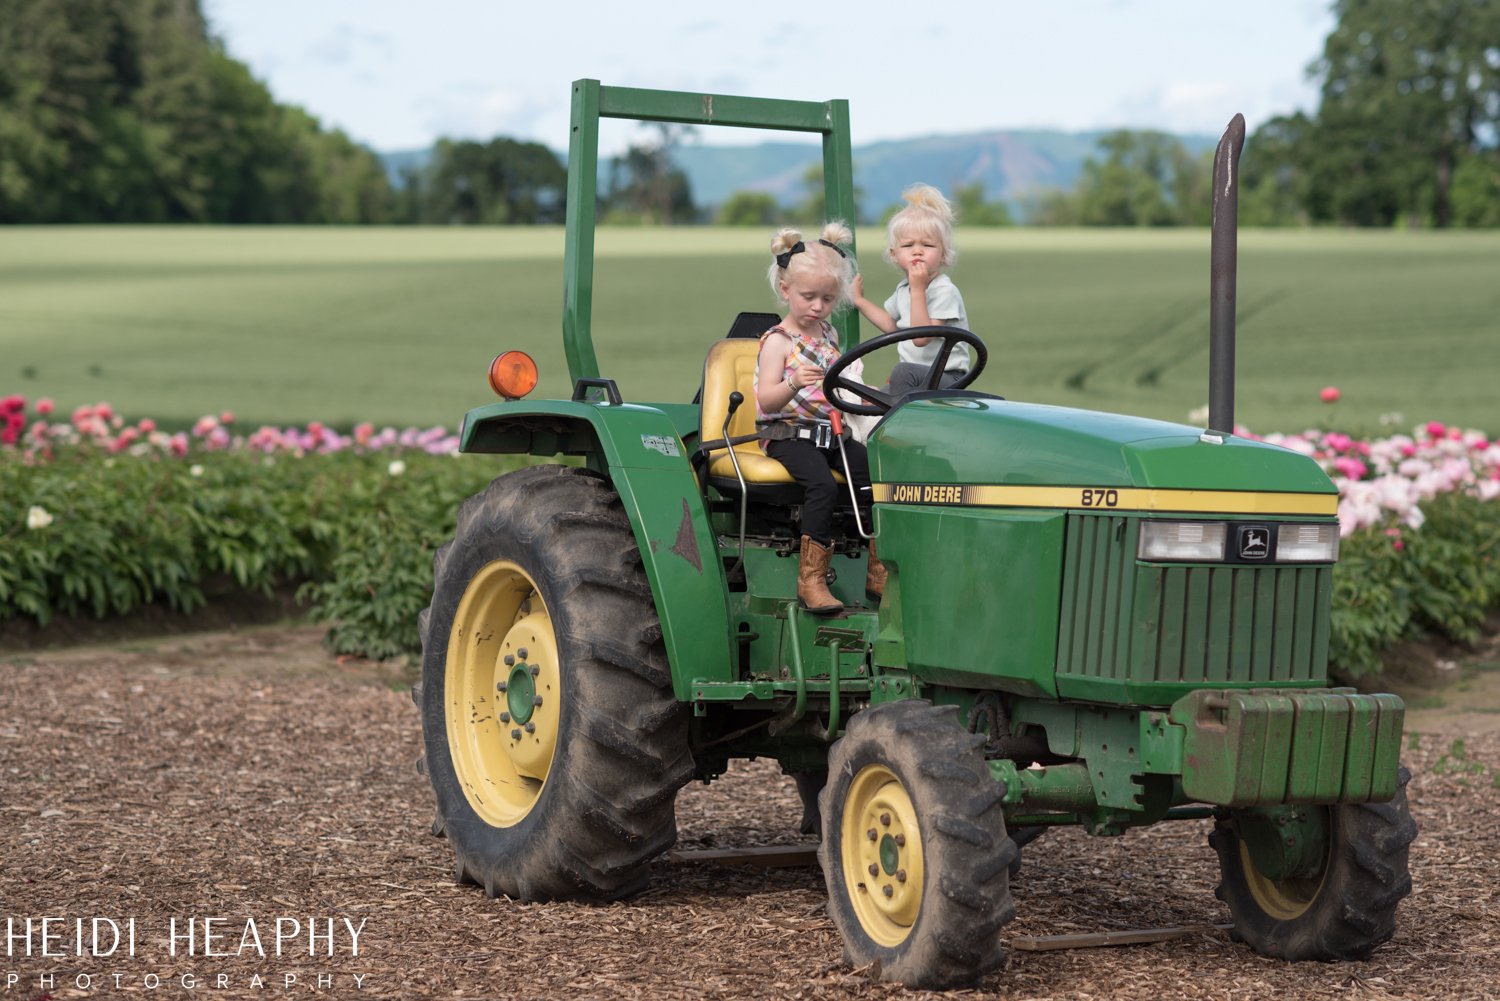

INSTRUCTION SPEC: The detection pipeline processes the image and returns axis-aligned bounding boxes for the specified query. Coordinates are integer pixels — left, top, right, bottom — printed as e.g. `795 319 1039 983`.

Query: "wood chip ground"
2 625 1496 999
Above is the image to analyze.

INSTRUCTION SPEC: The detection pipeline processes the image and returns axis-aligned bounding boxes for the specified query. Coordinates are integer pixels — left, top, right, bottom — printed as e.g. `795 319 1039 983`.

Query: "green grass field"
2 226 1496 434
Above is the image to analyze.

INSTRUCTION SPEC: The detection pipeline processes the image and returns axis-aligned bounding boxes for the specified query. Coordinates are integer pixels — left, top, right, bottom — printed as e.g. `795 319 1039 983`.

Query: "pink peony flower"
219 411 235 425
94 402 113 421
1324 432 1352 453
1426 421 1446 438
138 418 156 433
1332 456 1369 481
35 397 54 416
1319 386 1340 404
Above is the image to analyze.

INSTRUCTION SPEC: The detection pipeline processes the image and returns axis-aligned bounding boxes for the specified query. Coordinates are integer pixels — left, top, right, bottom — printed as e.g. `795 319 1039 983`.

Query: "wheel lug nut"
896 869 907 883
497 682 507 692
524 722 536 734
530 665 540 676
867 864 878 876
511 729 522 740
504 655 515 666
500 712 511 723
517 648 529 659
867 829 877 841
882 885 893 898
894 834 905 847
880 813 891 826
533 696 544 707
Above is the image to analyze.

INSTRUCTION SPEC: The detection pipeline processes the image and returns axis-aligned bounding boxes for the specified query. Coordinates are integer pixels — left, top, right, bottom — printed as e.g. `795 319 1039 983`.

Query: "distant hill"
378 128 1217 221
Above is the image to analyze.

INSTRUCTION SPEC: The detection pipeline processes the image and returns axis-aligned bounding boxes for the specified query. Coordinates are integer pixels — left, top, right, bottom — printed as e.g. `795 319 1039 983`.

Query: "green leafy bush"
1 450 522 655
1330 491 1500 679
296 455 529 659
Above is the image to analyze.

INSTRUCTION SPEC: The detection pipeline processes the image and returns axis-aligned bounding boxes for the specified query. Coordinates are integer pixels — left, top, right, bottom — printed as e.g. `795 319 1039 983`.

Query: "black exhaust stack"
1208 114 1246 438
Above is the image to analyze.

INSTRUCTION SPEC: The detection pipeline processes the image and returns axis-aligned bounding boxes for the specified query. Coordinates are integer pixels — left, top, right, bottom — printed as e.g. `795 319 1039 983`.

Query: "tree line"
0 0 392 223
3 0 1496 227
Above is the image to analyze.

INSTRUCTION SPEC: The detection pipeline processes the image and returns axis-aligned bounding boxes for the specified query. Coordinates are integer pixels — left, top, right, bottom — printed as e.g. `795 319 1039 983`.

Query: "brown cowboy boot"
798 535 843 615
865 537 888 602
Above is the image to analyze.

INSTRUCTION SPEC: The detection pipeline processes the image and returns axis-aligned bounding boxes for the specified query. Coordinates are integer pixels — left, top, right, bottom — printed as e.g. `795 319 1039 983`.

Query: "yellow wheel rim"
1239 835 1330 921
840 764 925 947
445 560 561 827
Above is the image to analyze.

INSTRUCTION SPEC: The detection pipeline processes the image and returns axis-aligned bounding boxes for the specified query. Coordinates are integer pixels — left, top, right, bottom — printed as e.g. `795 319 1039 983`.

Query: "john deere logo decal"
1239 527 1270 559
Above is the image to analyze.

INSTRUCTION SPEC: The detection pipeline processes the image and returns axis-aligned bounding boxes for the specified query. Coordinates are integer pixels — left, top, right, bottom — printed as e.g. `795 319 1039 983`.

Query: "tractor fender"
459 399 733 697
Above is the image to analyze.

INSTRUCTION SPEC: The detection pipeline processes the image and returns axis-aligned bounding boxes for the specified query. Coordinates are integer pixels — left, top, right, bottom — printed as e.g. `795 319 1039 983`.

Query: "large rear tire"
818 701 1016 989
1211 765 1418 960
420 465 692 900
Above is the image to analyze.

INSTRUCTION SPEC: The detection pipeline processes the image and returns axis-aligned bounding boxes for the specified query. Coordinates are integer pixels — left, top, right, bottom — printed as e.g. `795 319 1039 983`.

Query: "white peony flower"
190 464 204 477
26 506 54 530
388 460 406 476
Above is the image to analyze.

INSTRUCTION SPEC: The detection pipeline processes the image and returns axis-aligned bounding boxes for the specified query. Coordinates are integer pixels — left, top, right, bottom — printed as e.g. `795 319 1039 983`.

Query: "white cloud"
416 87 564 148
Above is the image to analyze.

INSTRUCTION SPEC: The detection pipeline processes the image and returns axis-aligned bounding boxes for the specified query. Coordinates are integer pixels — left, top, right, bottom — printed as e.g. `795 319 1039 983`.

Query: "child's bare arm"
755 333 819 413
908 264 960 345
851 274 898 333
908 262 934 344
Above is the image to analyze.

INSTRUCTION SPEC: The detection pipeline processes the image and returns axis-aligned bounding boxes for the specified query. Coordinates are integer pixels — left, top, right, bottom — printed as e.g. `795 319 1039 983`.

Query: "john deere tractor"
417 80 1416 989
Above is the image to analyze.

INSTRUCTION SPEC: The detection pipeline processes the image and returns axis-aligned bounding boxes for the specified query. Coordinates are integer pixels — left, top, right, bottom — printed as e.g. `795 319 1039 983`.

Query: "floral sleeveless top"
754 321 842 424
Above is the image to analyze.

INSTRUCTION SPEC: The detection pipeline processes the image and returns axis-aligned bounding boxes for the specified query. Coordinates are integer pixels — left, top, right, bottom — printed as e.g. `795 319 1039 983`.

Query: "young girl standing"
755 221 885 615
851 183 970 396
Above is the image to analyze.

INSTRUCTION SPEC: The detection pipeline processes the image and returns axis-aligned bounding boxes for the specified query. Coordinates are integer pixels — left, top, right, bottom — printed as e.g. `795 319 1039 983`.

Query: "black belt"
772 419 835 449
697 418 842 459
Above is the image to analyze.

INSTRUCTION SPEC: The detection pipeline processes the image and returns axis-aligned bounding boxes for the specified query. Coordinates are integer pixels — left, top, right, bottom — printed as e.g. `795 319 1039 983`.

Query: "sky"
203 0 1338 154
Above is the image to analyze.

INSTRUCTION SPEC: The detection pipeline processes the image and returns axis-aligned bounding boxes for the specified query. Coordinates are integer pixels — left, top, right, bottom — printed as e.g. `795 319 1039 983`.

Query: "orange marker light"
488 350 538 400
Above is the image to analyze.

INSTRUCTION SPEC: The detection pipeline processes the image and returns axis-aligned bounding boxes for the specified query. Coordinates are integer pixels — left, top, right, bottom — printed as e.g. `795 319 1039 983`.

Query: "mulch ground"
2 625 1496 1000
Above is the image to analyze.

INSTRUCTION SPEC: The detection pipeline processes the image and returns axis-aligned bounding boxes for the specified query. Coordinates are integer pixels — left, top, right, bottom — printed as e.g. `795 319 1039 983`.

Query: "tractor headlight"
1138 521 1227 561
1276 522 1340 562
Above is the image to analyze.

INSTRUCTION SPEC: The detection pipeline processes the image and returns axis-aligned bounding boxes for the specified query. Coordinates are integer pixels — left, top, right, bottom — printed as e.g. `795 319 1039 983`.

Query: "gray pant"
887 362 964 397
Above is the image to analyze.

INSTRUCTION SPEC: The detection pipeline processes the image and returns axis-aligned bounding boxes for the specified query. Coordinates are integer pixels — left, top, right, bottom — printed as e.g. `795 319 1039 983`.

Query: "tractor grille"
1057 514 1331 697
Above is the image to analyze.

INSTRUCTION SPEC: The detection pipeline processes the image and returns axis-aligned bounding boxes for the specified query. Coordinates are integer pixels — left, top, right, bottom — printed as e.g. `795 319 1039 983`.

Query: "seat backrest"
724 311 781 340
700 338 762 453
699 334 836 489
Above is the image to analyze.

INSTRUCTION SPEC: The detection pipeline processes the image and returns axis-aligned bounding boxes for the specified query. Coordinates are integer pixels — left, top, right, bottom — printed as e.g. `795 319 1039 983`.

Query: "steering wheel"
823 325 988 416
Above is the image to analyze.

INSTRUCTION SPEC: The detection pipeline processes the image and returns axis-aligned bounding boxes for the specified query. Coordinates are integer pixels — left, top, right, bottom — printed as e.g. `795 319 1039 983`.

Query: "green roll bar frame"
562 79 860 386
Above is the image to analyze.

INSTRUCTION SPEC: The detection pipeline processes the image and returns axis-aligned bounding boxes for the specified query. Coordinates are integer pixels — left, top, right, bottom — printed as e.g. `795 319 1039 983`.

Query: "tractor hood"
869 397 1335 495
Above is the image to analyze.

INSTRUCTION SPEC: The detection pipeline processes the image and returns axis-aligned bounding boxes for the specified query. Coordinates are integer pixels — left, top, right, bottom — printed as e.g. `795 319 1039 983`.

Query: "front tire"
818 701 1016 988
420 465 692 900
1211 765 1418 960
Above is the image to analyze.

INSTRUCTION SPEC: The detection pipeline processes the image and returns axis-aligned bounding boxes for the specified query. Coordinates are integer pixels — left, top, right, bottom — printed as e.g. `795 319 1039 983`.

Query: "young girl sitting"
851 183 970 397
754 221 886 615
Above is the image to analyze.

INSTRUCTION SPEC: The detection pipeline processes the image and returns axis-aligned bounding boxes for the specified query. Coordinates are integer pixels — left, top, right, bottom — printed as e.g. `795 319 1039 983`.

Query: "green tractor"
418 80 1416 989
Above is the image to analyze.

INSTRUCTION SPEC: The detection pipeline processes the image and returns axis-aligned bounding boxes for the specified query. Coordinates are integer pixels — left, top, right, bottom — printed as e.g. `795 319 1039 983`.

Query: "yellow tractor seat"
699 338 844 488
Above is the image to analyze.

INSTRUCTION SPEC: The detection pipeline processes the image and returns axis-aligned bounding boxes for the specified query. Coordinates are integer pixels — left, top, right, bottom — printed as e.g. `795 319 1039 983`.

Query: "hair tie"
775 238 847 270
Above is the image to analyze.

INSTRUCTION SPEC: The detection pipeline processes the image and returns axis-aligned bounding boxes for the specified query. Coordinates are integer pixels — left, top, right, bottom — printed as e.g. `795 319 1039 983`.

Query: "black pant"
766 437 872 546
